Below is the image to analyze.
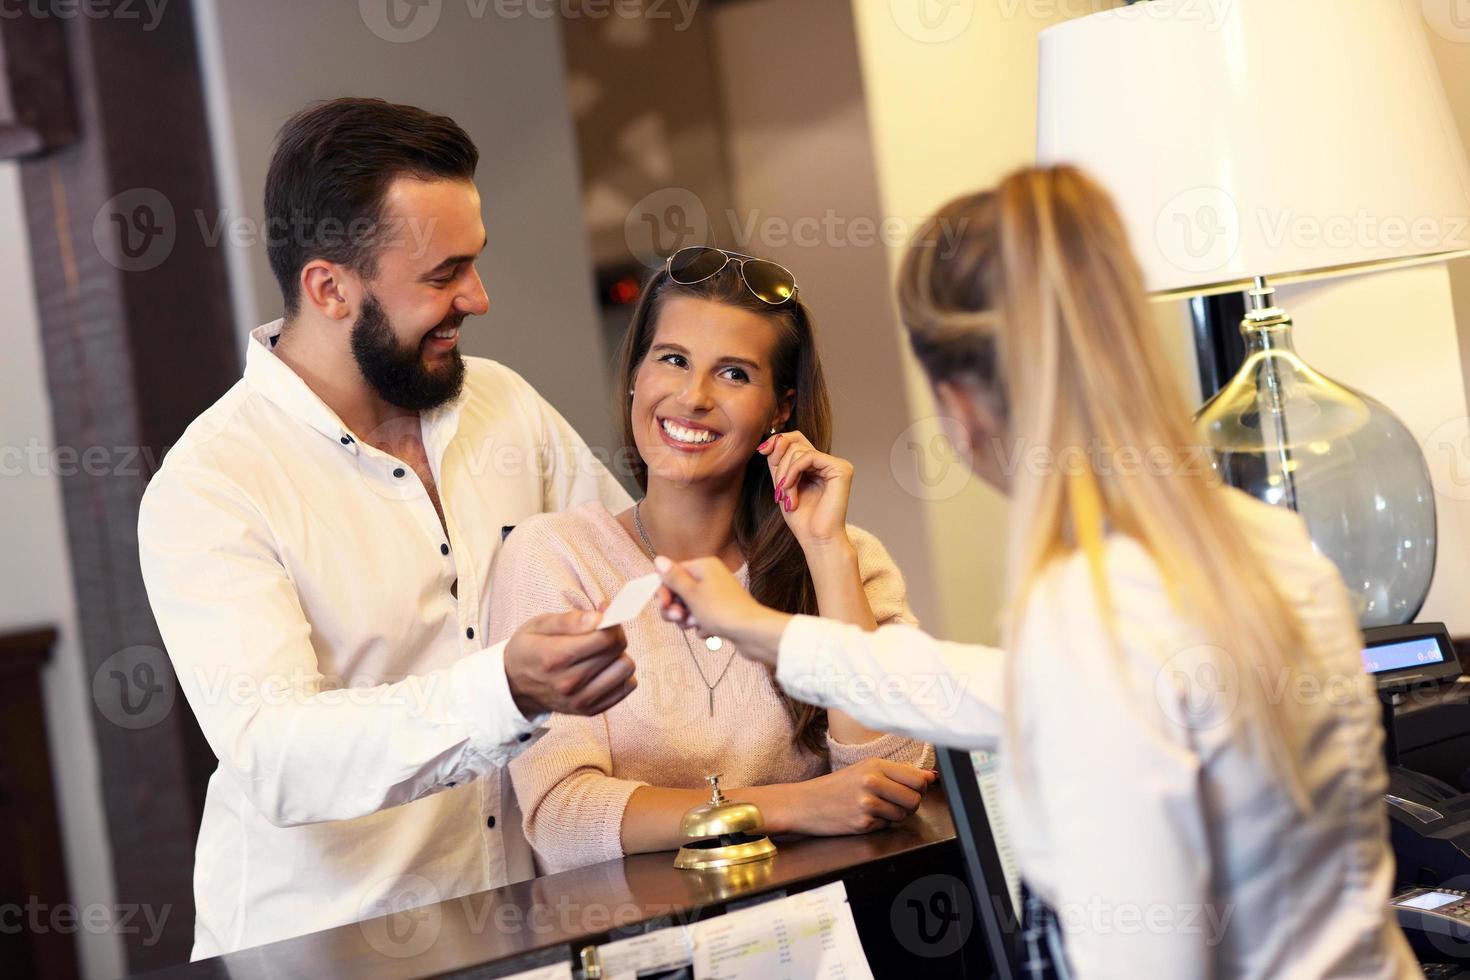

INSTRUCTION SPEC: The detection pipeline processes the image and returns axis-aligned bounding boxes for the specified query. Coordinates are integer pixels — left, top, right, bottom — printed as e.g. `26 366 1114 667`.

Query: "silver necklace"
633 499 736 716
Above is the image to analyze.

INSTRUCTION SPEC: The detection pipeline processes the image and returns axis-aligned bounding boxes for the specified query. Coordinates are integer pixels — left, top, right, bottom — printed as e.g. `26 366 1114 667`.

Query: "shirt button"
466 627 475 640
393 467 406 478
440 543 450 556
447 781 457 788
517 733 531 743
486 815 496 829
340 435 352 445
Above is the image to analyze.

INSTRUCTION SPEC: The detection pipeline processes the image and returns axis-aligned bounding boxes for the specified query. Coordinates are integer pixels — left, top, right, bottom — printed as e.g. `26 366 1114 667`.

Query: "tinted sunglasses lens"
667 247 727 284
740 259 797 305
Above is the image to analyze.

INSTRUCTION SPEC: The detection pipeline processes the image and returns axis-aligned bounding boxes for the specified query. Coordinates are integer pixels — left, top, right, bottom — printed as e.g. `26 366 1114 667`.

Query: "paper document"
596 924 694 979
691 882 872 980
598 573 662 629
584 881 872 980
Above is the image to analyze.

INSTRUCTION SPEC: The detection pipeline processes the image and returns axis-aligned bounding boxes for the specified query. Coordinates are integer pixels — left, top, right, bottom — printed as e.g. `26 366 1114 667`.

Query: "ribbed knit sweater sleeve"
823 527 934 770
490 514 649 873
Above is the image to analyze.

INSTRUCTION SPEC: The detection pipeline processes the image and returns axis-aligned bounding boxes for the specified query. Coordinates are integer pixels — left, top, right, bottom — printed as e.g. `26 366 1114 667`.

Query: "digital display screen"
1363 637 1445 675
1398 891 1462 911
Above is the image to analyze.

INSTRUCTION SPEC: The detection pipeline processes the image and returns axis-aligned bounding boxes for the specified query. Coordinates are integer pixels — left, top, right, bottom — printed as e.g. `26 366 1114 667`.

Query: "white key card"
596 572 662 630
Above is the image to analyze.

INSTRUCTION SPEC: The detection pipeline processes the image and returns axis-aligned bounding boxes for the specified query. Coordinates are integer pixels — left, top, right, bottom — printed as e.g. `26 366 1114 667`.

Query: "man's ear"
299 260 355 321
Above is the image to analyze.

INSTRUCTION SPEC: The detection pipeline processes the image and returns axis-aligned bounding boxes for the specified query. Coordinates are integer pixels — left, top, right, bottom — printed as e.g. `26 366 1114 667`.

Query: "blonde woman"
651 168 1417 977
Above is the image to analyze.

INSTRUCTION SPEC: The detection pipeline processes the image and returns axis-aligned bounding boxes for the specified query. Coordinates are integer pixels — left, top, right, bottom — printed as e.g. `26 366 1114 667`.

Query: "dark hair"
264 98 478 316
614 265 833 755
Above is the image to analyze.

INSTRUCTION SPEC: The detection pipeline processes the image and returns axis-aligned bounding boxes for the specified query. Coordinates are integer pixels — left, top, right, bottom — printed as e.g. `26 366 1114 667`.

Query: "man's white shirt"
138 322 631 958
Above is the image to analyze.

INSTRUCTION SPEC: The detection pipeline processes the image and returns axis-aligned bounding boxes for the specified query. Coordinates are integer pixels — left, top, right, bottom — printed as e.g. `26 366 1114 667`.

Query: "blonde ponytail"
899 166 1312 810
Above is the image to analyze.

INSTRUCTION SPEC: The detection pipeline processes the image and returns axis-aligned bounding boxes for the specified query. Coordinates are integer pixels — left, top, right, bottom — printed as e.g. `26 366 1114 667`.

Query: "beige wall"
1425 12 1470 450
847 0 1133 642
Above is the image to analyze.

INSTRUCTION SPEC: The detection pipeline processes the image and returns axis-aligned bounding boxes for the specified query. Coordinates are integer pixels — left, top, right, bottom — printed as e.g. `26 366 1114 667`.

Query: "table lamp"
1037 0 1470 627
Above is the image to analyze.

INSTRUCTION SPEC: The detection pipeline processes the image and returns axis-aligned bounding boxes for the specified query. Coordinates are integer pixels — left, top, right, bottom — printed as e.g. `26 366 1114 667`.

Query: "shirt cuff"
775 614 847 709
448 640 550 765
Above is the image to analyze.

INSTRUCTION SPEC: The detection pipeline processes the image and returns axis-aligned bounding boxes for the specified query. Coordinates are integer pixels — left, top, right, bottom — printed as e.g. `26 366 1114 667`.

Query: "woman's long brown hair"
614 264 833 756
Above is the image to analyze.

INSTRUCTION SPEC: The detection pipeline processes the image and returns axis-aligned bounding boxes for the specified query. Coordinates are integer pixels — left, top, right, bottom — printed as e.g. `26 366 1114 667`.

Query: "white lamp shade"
1037 0 1470 296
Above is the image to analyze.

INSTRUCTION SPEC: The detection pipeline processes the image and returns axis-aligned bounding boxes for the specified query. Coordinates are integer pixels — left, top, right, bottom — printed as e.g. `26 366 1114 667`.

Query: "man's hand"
504 610 635 718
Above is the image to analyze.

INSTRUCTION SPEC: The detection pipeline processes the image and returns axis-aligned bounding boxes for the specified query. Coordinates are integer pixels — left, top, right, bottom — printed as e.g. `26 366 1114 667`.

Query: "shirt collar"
242 320 465 454
244 320 360 449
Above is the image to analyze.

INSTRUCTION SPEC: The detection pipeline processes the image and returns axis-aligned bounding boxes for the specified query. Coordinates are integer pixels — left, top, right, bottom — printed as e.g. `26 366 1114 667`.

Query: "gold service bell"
673 774 777 871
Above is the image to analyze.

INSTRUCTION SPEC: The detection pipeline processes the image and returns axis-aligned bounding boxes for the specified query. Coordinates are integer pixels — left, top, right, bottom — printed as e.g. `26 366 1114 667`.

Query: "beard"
350 292 466 411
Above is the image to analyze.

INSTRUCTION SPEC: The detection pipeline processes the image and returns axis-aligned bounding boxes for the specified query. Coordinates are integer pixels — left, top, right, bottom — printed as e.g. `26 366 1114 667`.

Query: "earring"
769 427 777 435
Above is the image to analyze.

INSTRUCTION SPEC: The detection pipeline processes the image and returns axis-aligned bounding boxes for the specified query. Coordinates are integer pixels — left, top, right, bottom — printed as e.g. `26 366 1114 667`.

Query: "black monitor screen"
937 748 1024 980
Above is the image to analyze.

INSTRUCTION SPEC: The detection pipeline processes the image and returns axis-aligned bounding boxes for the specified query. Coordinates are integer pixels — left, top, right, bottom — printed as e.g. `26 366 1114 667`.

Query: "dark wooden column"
0 628 78 980
8 1 239 971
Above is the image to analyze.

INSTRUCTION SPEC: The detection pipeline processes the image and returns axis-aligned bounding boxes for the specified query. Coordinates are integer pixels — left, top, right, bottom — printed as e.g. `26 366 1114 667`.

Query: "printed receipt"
596 924 694 978
586 881 872 979
691 882 872 980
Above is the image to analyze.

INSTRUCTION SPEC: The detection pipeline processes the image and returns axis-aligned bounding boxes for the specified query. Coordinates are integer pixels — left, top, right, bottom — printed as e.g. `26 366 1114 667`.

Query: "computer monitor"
1362 622 1463 691
937 747 1025 980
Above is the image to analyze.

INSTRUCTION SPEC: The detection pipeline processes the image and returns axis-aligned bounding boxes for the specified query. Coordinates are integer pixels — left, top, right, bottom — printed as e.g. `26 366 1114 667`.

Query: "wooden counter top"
138 789 964 979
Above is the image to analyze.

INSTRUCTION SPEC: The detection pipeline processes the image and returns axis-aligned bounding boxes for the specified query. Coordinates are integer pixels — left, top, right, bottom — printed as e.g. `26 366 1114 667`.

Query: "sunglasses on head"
665 246 798 306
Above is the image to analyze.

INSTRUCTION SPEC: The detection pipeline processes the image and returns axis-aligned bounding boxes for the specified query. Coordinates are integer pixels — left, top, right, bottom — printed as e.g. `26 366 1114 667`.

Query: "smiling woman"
637 298 782 470
489 254 935 874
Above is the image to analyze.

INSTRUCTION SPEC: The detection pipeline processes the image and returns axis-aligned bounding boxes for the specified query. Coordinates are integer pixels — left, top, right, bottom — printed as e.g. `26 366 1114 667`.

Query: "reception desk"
137 788 994 979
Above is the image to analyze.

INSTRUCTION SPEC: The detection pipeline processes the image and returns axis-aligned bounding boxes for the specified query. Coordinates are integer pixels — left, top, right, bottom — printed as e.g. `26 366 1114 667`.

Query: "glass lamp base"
1195 283 1436 627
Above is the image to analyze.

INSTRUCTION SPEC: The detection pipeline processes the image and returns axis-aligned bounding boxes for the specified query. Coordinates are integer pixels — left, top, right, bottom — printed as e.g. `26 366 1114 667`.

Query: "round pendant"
705 636 724 652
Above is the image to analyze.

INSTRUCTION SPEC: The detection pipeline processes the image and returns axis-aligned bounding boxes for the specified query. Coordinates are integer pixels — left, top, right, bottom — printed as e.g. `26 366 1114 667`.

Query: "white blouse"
776 491 1418 978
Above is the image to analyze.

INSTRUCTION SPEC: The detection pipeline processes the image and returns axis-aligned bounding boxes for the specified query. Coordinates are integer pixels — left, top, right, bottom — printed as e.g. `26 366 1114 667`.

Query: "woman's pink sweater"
489 501 929 873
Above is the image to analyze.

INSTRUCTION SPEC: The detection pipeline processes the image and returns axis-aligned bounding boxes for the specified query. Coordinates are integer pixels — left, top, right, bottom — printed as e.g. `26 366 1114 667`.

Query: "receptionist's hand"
653 556 790 666
759 431 853 551
777 758 937 837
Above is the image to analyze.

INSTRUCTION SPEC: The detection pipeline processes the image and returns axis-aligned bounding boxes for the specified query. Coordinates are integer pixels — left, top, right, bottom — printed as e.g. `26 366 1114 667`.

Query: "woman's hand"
776 759 937 836
653 556 790 665
760 431 853 550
